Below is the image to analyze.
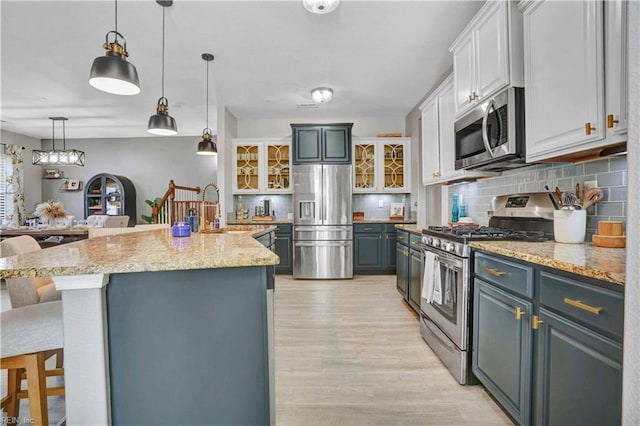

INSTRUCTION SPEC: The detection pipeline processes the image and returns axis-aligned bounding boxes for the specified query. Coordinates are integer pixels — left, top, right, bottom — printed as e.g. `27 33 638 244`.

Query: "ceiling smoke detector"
302 0 340 14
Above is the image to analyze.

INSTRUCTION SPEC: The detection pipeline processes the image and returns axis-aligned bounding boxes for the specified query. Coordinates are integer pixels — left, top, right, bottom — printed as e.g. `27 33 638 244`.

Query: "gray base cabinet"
274 225 292 274
396 230 423 314
354 223 398 274
473 279 532 425
472 250 624 426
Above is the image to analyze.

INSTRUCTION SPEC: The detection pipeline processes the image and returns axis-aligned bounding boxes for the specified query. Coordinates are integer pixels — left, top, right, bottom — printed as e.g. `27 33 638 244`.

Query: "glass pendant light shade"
148 97 178 135
197 129 217 156
302 0 340 14
32 117 85 166
311 87 333 103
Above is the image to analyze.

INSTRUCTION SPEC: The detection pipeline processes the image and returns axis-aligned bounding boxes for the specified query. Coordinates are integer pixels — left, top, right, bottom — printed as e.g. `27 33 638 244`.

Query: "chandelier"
32 117 85 166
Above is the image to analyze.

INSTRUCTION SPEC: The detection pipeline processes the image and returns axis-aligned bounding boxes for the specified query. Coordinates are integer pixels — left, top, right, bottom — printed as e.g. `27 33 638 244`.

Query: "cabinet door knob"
607 114 619 128
468 94 473 102
585 122 596 135
515 306 526 320
472 92 478 100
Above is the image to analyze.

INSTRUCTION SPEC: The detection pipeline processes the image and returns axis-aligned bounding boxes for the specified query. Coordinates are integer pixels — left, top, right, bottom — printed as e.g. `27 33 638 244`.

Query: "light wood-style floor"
2 275 511 425
275 275 511 425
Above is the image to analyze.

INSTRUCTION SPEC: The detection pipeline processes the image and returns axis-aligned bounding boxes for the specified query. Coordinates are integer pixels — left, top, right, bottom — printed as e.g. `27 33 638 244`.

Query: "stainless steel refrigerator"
293 164 353 279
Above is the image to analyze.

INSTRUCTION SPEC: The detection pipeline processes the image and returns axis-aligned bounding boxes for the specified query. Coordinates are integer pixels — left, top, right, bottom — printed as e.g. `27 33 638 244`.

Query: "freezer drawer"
293 225 352 241
293 240 353 279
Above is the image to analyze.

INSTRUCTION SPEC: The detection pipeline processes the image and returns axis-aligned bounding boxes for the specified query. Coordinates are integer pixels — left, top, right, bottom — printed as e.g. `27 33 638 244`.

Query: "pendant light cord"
51 119 55 150
62 120 66 150
205 60 209 129
114 0 118 38
161 6 166 98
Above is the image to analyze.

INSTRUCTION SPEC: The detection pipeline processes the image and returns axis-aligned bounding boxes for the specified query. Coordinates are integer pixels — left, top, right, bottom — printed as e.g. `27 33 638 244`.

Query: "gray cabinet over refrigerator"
84 173 136 227
291 123 353 164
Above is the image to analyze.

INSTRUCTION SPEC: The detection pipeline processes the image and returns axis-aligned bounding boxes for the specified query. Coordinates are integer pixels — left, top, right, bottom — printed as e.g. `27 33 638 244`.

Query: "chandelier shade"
32 117 85 166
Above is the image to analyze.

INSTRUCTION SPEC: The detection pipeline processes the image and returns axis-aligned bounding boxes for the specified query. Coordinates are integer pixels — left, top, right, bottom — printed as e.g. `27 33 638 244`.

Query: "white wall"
40 136 217 223
1 129 43 217
237 117 405 139
218 106 238 226
623 1 639 423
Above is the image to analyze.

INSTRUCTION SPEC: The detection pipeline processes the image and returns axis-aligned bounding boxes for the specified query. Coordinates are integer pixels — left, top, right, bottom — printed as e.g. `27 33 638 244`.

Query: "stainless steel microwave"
454 87 526 171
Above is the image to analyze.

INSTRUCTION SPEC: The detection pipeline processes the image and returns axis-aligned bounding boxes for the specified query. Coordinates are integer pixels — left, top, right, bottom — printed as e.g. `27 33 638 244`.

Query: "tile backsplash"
353 194 412 220
448 156 627 239
232 193 413 222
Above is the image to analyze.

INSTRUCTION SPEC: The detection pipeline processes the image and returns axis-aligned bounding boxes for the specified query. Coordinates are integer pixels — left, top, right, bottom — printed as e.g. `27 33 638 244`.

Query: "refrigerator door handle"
294 241 352 247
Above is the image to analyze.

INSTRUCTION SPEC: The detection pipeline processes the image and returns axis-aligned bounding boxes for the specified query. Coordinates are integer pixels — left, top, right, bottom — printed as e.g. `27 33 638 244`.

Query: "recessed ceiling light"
302 0 340 15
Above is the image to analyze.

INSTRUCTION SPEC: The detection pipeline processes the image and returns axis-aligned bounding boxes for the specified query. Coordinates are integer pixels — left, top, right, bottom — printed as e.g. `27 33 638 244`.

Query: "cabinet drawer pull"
532 315 544 330
515 306 526 320
364 227 374 231
483 267 506 277
563 298 603 315
585 122 596 135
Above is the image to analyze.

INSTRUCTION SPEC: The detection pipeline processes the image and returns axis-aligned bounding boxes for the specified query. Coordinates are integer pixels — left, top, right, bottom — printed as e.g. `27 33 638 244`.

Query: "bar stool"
1 301 64 425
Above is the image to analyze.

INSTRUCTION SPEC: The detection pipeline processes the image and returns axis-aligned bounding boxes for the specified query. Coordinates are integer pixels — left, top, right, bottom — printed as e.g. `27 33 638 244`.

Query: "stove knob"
446 242 455 252
432 238 440 248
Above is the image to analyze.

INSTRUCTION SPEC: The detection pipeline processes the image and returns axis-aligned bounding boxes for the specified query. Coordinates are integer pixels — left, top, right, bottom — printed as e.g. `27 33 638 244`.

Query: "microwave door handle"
481 100 496 158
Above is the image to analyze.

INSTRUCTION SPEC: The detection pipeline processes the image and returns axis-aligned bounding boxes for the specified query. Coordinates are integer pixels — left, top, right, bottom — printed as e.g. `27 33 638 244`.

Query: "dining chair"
0 236 61 309
0 301 65 425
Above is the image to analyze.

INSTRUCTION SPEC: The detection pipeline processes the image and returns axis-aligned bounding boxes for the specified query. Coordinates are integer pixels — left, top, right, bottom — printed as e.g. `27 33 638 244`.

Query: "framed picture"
68 179 80 190
390 202 405 218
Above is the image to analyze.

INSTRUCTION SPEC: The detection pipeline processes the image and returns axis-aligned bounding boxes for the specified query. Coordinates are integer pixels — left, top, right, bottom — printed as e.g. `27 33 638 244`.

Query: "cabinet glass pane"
236 145 260 191
267 144 290 191
383 144 404 189
354 144 375 189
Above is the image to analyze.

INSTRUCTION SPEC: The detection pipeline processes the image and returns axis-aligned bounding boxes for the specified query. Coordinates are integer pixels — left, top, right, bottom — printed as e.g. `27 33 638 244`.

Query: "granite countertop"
394 224 422 235
470 241 626 286
1 227 88 236
0 226 279 279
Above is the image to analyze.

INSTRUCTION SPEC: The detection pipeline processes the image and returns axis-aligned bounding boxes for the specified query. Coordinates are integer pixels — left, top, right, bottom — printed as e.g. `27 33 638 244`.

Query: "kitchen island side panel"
106 267 270 425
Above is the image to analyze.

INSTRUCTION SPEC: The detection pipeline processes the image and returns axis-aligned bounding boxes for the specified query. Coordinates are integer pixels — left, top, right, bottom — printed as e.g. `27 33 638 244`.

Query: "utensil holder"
553 210 586 243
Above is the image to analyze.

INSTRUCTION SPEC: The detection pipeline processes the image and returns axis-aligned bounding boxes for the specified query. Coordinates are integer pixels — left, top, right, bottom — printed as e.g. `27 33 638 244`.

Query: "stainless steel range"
420 192 555 384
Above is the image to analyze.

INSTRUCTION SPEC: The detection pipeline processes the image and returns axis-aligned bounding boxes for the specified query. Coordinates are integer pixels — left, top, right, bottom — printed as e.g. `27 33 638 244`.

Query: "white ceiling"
0 0 482 140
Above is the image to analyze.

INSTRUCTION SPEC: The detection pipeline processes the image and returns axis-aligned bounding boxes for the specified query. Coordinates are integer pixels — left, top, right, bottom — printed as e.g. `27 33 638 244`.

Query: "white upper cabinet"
420 75 496 186
520 0 626 162
450 0 523 117
604 0 628 140
232 138 292 194
353 138 410 193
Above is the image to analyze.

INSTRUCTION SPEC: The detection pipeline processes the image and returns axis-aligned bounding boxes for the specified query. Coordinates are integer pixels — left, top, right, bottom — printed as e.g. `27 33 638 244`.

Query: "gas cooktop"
423 225 548 243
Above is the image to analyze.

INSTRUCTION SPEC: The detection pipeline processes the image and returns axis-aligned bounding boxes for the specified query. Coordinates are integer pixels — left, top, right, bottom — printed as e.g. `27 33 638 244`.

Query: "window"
0 148 9 220
0 144 25 224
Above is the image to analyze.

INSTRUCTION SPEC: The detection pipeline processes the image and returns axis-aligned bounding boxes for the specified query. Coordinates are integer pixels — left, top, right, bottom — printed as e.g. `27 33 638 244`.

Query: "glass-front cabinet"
84 173 136 226
353 137 410 193
232 138 291 194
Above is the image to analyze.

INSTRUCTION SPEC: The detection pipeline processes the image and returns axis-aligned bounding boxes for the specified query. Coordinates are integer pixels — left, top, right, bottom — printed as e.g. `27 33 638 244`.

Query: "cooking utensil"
575 183 581 202
561 191 578 208
545 185 561 209
555 187 563 204
582 188 604 209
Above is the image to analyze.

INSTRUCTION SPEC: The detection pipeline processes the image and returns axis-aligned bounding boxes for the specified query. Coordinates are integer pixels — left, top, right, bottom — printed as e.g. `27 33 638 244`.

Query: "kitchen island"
0 226 279 425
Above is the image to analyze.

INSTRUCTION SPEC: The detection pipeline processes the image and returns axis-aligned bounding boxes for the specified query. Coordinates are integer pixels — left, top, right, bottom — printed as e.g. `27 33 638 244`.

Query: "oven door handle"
481 99 496 158
430 251 464 270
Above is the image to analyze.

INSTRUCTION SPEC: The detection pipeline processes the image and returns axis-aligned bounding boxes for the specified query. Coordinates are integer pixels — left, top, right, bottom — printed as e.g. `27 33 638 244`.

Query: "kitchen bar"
0 227 279 425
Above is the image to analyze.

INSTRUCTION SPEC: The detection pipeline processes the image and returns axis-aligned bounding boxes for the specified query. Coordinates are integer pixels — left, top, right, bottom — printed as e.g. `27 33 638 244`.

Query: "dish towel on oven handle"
422 252 442 303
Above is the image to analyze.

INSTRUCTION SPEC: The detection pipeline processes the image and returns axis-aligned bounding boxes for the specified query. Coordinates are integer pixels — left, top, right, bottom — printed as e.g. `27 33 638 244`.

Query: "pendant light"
148 0 177 136
89 0 140 95
197 53 217 156
32 118 85 166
